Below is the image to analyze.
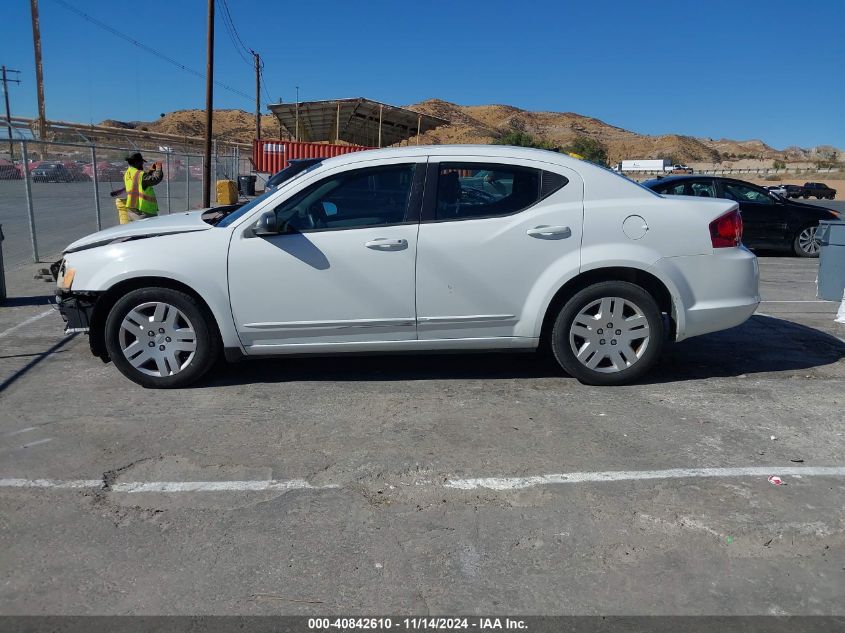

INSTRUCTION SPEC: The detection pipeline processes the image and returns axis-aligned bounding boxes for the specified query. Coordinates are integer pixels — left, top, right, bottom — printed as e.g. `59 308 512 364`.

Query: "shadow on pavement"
1 295 55 308
201 315 844 387
0 334 78 394
646 314 845 383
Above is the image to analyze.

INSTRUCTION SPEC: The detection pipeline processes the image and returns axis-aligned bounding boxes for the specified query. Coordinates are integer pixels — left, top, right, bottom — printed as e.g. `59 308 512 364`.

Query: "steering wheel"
307 201 328 229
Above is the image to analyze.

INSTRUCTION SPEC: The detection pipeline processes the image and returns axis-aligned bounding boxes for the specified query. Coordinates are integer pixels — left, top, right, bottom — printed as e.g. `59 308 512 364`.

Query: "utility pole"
202 0 214 208
1 66 21 160
295 86 299 142
278 97 282 140
29 0 47 140
253 52 260 141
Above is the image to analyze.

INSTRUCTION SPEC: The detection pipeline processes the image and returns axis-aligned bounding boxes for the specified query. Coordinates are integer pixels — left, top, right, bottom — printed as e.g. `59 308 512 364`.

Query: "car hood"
64 210 213 253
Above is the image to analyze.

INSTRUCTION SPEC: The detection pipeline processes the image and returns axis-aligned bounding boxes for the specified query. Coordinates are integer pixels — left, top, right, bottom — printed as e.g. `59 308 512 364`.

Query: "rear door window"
433 163 566 221
722 182 773 204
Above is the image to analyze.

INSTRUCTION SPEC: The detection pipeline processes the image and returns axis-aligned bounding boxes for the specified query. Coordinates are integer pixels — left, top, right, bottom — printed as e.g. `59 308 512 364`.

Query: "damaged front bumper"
56 290 99 333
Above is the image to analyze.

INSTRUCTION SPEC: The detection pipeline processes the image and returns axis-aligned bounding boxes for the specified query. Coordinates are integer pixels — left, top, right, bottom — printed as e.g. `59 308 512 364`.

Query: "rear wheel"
793 225 820 258
550 281 664 386
104 287 220 388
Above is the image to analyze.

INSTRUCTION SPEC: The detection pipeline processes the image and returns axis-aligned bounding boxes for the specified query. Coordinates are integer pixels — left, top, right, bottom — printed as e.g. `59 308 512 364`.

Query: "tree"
773 159 786 170
564 136 608 166
492 131 557 150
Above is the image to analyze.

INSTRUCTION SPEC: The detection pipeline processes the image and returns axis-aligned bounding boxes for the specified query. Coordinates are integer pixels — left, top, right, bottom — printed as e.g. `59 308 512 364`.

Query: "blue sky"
2 0 844 149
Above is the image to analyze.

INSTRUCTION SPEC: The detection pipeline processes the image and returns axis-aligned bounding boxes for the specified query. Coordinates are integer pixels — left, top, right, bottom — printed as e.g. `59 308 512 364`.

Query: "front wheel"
104 287 220 388
793 225 820 258
550 281 664 386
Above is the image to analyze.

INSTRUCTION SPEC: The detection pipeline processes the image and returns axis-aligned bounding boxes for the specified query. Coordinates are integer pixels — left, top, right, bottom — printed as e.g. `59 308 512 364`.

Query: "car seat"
438 171 461 216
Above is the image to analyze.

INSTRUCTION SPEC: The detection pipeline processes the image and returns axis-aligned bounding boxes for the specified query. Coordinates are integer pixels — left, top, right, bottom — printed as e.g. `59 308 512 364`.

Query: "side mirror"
252 210 279 236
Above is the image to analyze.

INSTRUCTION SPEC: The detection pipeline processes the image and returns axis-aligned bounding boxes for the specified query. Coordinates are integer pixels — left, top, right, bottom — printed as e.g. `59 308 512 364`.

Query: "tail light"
709 209 743 248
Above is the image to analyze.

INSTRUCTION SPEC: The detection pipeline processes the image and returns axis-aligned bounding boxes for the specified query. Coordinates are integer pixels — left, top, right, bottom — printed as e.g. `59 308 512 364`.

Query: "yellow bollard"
216 180 238 205
115 198 130 224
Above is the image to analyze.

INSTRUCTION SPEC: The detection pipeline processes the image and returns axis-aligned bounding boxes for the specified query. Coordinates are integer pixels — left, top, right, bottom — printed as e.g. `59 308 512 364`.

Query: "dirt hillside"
101 102 837 165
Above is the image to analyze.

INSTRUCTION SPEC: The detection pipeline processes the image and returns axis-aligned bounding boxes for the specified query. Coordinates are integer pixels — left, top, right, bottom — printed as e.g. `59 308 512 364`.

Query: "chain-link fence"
0 139 251 268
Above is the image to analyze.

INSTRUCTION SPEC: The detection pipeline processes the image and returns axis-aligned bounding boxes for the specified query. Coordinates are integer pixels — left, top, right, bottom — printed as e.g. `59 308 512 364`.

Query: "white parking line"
445 466 845 490
1 466 844 493
0 477 337 492
111 479 338 493
0 309 55 339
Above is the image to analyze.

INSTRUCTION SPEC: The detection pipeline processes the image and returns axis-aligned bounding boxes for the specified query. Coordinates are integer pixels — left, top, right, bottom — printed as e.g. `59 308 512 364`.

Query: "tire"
802 195 809 199
104 287 220 388
816 195 823 199
793 225 820 258
550 281 664 386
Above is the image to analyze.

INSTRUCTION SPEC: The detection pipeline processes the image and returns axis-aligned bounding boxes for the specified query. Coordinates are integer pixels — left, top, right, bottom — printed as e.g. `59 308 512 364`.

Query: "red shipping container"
252 140 374 173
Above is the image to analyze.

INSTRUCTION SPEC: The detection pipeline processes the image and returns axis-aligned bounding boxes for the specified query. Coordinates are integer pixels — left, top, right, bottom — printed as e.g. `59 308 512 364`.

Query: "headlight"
59 266 76 290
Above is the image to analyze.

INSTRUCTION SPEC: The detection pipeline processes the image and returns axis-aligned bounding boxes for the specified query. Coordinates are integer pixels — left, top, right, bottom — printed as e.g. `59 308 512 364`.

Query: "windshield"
216 161 323 228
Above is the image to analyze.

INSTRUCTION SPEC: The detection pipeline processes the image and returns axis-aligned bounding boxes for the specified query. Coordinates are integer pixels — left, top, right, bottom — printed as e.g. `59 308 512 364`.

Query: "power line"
49 0 253 102
217 0 252 63
216 0 273 115
216 0 251 65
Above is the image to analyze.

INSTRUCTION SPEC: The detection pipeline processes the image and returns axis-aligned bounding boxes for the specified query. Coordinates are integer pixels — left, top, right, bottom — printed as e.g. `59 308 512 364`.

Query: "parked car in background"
0 159 22 180
764 184 788 198
644 175 840 257
802 182 836 200
83 161 124 183
56 145 760 388
783 184 806 199
31 161 90 183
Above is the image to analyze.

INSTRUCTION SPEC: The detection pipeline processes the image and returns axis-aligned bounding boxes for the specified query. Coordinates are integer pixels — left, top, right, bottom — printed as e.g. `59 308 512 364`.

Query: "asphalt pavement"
0 256 843 615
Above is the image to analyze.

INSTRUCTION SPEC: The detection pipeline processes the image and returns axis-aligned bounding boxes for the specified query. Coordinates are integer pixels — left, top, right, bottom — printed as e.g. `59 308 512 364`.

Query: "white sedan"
56 145 760 388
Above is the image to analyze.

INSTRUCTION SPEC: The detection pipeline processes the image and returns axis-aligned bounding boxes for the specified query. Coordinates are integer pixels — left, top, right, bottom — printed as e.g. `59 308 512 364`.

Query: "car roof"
317 144 587 170
312 144 656 199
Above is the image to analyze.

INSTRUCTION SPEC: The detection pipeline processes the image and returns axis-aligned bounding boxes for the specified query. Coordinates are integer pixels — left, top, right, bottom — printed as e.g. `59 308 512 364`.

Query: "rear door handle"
527 225 571 239
365 238 408 250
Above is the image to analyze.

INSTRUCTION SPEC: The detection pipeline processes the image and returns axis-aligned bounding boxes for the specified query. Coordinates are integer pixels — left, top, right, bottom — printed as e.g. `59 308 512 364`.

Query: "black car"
31 162 89 183
783 184 806 199
643 175 840 257
802 182 836 200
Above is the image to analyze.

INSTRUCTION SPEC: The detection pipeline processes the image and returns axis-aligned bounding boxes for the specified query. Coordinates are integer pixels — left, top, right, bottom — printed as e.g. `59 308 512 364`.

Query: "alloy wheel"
569 296 650 373
118 301 197 377
797 226 820 256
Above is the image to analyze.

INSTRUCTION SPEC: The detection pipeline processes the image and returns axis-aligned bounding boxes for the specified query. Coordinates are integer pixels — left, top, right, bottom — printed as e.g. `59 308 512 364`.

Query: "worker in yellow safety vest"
120 152 164 222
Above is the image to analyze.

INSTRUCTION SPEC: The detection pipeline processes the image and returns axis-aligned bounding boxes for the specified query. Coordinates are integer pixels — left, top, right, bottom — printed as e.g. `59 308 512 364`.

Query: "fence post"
20 141 39 263
165 152 171 214
91 145 102 231
185 153 190 211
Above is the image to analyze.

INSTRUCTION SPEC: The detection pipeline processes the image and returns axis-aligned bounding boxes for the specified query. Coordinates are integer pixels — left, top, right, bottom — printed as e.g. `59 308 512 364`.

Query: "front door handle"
365 238 408 250
527 225 571 239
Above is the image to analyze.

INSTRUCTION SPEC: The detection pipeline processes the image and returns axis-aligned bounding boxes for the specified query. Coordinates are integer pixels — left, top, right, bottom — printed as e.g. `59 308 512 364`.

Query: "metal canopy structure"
268 98 448 147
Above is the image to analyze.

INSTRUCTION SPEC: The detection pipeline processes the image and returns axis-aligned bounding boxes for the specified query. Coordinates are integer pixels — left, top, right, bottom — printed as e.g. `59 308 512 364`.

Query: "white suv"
56 145 760 388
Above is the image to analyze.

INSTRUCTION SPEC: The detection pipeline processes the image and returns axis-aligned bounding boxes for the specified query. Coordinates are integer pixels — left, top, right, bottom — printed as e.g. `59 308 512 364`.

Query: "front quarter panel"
63 228 240 347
